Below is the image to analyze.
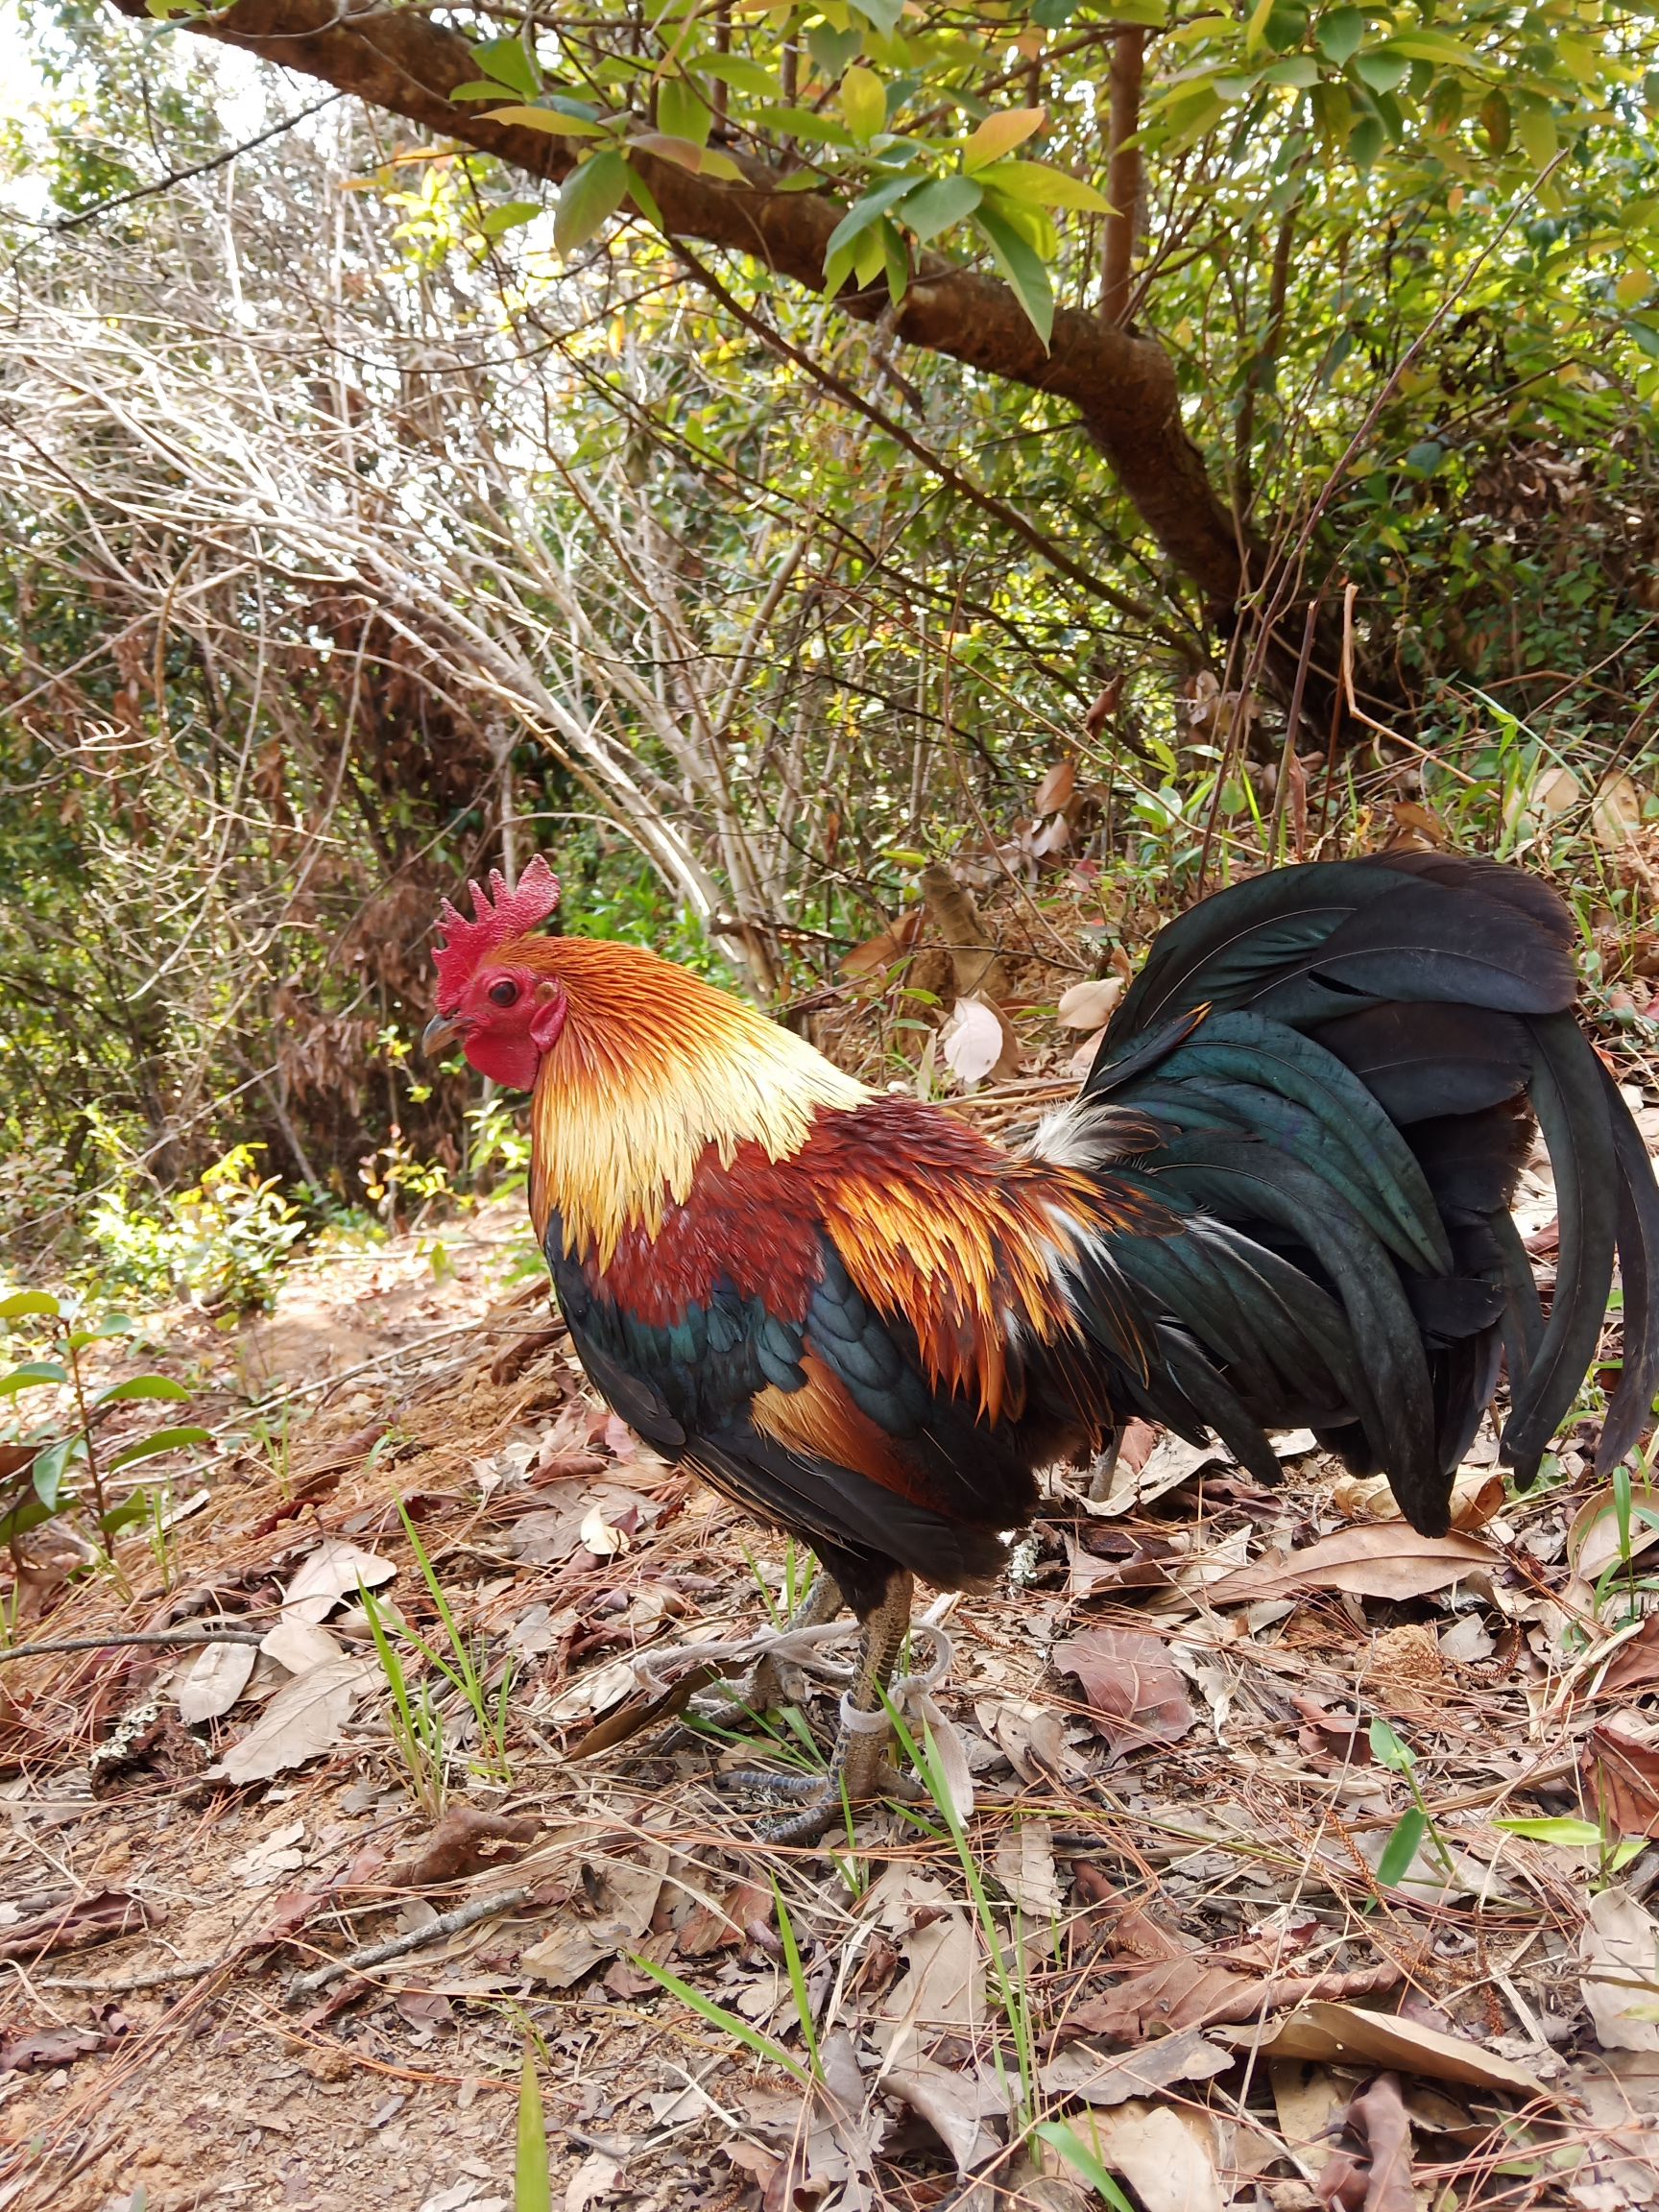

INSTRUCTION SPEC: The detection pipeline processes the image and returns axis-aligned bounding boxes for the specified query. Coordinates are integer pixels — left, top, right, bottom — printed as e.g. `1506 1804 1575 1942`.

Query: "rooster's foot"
722 1754 921 1844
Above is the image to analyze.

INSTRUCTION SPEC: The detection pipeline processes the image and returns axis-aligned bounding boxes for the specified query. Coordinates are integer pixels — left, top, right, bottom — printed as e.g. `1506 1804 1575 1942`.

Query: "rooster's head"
423 854 565 1089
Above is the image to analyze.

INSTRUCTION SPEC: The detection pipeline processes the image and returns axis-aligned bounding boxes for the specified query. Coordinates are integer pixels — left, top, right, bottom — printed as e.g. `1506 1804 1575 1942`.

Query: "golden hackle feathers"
523 935 868 1265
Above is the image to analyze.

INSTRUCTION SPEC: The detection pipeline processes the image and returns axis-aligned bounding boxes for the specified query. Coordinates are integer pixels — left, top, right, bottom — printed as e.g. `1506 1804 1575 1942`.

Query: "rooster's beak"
422 1010 468 1057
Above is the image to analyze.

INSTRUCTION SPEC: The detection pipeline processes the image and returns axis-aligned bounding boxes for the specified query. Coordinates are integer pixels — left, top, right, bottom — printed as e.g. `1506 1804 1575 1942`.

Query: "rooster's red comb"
432 854 562 1002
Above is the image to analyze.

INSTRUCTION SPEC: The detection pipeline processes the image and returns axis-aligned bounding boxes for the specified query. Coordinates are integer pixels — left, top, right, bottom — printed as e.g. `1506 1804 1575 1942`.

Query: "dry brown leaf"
1033 759 1076 814
868 1867 983 2051
1585 1720 1659 1839
676 1878 770 1959
974 1695 1088 1786
1318 2073 1413 2212
176 1638 257 1724
1207 1525 1498 1605
217 1655 375 1786
1084 676 1123 735
520 1848 667 1989
1056 976 1124 1030
994 1821 1063 1918
564 2152 619 2212
1572 1485 1659 1582
881 2058 1006 2176
1064 1920 1399 2043
1051 1627 1194 1756
1582 1888 1659 2054
384 1807 542 1889
281 1539 395 1624
1039 2029 1231 2107
0 2024 110 2073
840 905 925 982
1245 2001 1555 2100
1598 1616 1659 1700
0 1890 148 1963
260 1619 347 1674
1073 2101 1223 2212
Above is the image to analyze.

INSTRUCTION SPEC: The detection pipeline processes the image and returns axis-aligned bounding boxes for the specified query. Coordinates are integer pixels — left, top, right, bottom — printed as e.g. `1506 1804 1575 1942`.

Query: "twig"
37 1951 240 1994
21 96 346 235
282 1883 535 2009
0 1626 265 1665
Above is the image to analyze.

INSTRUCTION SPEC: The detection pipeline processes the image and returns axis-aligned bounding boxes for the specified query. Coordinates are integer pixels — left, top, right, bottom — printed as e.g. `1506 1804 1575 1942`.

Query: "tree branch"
105 0 1248 613
1101 29 1144 330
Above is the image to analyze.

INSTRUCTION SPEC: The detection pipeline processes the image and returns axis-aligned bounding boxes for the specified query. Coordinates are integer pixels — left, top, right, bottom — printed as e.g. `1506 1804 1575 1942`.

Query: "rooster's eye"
488 978 519 1008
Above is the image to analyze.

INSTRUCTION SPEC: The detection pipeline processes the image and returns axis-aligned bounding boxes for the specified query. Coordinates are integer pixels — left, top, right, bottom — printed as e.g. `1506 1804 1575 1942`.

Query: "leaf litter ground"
5 1113 1659 2212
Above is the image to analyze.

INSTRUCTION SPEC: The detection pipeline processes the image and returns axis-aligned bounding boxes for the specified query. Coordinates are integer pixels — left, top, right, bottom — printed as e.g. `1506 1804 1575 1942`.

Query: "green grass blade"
517 2053 551 2212
1033 2120 1138 2212
628 1954 809 2083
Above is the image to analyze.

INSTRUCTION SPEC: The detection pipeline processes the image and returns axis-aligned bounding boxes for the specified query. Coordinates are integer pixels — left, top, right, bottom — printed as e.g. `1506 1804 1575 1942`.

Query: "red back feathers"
432 854 562 1004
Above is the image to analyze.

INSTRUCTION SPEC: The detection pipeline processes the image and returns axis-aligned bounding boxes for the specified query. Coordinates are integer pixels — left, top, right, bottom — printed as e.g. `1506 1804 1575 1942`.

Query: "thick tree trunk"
108 0 1356 728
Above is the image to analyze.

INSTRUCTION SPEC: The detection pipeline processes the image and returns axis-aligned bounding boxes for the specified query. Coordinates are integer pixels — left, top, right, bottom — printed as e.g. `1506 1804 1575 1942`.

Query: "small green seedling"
0 1287 207 1574
1370 1718 1459 1889
1493 1815 1648 1887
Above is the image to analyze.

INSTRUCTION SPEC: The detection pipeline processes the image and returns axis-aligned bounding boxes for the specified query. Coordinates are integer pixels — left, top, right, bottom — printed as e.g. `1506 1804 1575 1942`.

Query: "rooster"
425 851 1658 1838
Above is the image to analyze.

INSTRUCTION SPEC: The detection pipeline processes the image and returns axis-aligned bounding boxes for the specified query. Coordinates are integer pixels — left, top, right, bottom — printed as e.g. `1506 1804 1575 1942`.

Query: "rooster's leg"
733 1571 919 1845
745 1565 846 1709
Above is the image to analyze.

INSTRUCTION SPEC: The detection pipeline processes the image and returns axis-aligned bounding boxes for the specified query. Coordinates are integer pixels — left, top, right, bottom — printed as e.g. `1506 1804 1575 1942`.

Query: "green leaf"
1351 48 1409 96
32 1437 78 1511
1493 1816 1607 1848
1348 110 1386 167
962 107 1046 173
973 158 1112 212
840 64 887 144
974 204 1054 349
102 1490 157 1536
693 54 781 98
1262 55 1320 88
848 0 905 34
824 176 923 264
0 1493 52 1546
1368 1717 1415 1770
1032 2123 1139 2212
97 1374 190 1405
0 1361 68 1395
899 174 982 241
485 107 610 139
1375 1807 1428 1886
556 149 630 253
0 1290 60 1322
658 76 712 150
806 23 862 83
1515 101 1558 170
622 160 663 229
752 107 857 150
517 2054 551 2212
880 218 909 307
823 239 858 296
1315 8 1363 65
471 36 542 101
107 1426 212 1471
1383 31 1481 69
479 202 541 237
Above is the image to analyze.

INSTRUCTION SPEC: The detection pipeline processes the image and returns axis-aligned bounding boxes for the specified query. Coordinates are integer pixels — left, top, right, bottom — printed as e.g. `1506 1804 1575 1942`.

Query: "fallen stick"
282 1884 535 2010
0 1627 265 1664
